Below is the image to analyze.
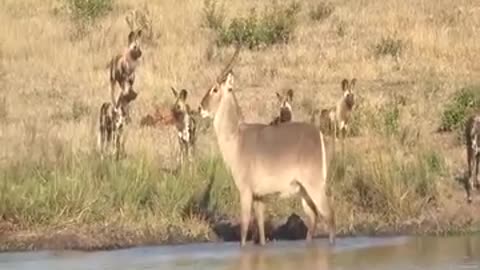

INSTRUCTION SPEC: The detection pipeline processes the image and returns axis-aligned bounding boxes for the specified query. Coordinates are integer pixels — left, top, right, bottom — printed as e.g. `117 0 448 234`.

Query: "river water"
0 235 479 270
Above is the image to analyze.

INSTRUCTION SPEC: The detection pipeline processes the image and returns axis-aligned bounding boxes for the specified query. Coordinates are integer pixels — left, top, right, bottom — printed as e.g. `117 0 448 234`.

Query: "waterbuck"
198 46 336 247
97 99 128 160
465 113 480 203
170 87 197 164
107 27 142 108
269 89 294 125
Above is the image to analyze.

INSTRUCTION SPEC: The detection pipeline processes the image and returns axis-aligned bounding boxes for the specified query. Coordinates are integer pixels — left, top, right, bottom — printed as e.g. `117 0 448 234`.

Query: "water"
0 235 479 270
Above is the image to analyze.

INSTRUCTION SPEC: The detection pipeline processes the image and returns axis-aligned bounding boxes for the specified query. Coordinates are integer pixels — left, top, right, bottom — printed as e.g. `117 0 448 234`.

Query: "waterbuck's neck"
213 91 244 160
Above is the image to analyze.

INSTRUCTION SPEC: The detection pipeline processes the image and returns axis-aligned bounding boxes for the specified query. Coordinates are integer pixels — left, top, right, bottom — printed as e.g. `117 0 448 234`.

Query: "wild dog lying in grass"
465 113 480 203
198 45 335 247
269 89 293 125
97 99 128 161
107 28 142 108
170 87 197 164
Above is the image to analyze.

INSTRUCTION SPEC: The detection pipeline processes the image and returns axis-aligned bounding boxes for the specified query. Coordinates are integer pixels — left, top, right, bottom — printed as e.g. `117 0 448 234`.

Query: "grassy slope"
1 0 480 251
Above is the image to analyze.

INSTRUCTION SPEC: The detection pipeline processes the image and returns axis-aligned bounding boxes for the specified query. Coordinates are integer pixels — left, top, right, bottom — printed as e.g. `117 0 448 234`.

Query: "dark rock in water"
272 213 307 240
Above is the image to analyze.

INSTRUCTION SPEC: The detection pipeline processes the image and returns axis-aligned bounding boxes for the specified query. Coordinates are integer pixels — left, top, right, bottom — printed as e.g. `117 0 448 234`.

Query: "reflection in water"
0 235 479 270
230 244 331 270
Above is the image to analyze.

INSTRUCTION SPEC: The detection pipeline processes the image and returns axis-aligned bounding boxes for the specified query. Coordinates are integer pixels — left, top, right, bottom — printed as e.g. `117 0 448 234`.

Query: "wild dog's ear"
350 78 357 90
276 92 282 101
179 89 188 101
286 89 294 101
341 79 349 92
171 87 178 97
128 31 136 44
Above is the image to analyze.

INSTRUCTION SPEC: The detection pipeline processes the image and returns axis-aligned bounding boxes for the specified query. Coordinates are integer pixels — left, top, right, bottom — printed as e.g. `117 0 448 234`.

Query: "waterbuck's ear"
179 89 188 101
170 87 178 97
128 31 135 44
136 29 142 38
286 89 294 100
224 71 234 92
341 79 349 92
276 92 282 101
350 78 357 90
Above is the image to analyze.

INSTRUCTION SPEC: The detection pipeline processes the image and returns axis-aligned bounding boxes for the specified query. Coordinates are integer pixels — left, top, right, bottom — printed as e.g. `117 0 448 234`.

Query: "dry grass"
1 0 480 250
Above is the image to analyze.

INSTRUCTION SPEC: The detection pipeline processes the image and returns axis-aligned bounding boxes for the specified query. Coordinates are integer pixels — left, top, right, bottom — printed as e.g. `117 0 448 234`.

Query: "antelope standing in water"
465 113 480 203
97 98 128 160
269 89 294 125
198 46 336 247
170 87 197 164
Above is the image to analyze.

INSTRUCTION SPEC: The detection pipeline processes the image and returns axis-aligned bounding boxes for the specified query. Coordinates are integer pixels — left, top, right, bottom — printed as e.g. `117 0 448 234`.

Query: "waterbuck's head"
199 45 241 119
127 29 143 60
275 89 294 122
341 78 356 110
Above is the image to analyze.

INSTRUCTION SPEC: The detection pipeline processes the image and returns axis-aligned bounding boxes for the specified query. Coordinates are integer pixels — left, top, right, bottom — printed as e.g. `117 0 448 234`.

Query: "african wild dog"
97 100 127 160
269 89 293 125
107 28 142 108
465 113 480 203
171 87 197 164
311 78 356 140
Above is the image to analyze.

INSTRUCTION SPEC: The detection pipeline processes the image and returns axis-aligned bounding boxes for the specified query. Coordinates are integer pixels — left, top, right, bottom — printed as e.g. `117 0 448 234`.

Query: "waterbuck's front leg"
253 200 266 246
239 189 253 247
474 153 480 190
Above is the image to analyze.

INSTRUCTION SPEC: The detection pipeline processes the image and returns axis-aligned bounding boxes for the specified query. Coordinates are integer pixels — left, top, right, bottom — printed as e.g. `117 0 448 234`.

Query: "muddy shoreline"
2 213 479 253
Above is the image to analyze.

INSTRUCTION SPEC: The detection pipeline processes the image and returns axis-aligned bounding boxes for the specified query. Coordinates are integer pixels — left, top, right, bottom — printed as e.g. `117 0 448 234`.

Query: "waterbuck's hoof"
467 197 473 204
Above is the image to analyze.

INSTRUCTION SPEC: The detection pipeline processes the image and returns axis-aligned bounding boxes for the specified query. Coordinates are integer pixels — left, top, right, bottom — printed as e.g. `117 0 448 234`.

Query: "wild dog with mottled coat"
198 46 335 247
97 100 127 160
171 87 197 164
107 28 142 108
311 79 356 140
269 89 293 125
465 113 480 203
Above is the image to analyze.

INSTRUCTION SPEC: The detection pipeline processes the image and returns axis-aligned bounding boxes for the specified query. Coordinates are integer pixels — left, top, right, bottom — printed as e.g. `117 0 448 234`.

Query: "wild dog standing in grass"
269 89 294 125
198 45 335 247
107 27 142 109
465 113 480 203
97 99 127 161
171 87 197 165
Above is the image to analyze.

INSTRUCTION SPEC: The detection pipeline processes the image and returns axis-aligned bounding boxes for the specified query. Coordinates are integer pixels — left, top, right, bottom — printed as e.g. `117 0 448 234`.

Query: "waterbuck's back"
236 122 329 197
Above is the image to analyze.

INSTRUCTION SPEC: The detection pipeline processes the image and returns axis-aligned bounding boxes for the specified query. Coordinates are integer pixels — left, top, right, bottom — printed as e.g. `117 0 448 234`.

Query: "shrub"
65 0 113 22
309 2 334 22
202 0 226 31
374 36 404 58
439 85 480 132
205 1 301 49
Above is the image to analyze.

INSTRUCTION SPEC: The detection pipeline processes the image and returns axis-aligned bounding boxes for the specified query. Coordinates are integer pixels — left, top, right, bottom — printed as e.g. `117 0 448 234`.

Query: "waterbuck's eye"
212 88 218 93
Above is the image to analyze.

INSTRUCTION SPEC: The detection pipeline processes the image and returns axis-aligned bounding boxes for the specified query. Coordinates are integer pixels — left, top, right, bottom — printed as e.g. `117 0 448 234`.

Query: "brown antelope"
269 89 294 125
107 25 142 108
97 99 128 161
170 87 197 164
465 113 480 203
198 46 336 247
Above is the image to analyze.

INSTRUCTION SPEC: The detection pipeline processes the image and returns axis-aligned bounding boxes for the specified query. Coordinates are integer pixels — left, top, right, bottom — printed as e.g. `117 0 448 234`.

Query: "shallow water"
1 235 479 270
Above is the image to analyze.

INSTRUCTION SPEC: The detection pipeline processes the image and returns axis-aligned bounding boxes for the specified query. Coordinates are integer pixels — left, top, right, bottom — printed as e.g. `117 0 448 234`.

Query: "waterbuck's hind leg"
475 154 480 190
301 196 318 242
302 183 336 245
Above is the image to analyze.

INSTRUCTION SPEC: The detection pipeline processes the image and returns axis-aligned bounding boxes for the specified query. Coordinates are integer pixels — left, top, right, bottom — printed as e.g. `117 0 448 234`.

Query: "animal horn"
216 43 241 83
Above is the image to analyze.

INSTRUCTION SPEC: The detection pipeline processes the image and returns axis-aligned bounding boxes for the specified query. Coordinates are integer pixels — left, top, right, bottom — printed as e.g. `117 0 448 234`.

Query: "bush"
309 2 334 22
202 0 226 31
374 36 404 58
65 0 113 22
205 1 301 49
439 85 480 132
